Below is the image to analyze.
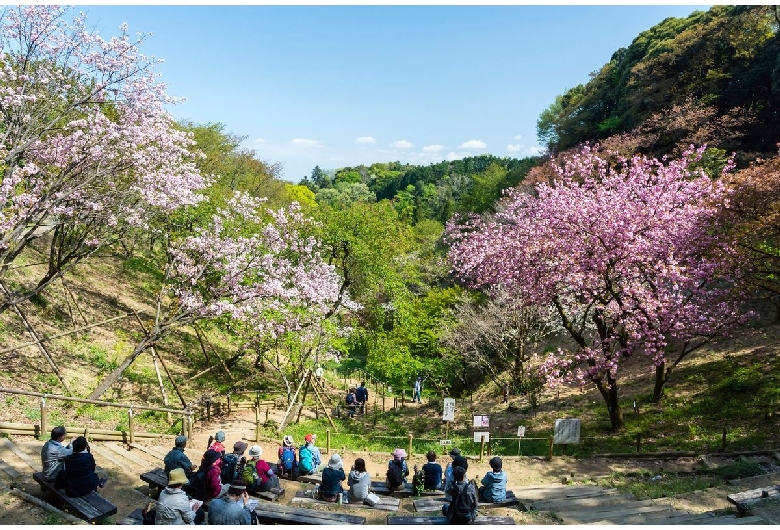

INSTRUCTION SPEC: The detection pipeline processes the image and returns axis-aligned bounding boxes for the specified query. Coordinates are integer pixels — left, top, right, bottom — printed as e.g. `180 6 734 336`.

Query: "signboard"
442 398 455 421
553 418 581 444
439 439 452 445
473 431 490 443
472 415 489 428
517 425 526 438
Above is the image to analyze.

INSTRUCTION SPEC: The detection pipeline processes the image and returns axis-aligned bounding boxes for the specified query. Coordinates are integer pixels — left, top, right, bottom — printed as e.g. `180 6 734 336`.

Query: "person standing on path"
413 376 422 403
355 381 369 414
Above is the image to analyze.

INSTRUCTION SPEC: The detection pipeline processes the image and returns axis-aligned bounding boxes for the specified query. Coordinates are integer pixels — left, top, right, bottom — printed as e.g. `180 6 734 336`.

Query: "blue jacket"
320 467 346 496
207 497 251 525
480 470 507 503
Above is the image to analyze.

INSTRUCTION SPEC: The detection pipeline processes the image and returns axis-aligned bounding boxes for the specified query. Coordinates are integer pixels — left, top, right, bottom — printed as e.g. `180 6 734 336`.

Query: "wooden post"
487 439 492 456
266 407 269 423
394 397 398 409
206 400 211 422
255 407 261 442
721 428 727 452
326 429 331 455
402 389 405 408
382 395 386 413
128 408 135 444
40 397 47 440
547 437 554 461
636 433 641 452
84 426 90 441
407 433 413 458
227 393 231 415
187 412 194 440
479 435 485 462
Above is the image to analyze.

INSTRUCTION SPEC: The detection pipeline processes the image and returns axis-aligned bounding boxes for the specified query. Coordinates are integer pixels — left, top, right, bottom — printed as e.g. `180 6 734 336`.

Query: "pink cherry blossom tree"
447 145 746 429
89 193 356 399
0 5 206 312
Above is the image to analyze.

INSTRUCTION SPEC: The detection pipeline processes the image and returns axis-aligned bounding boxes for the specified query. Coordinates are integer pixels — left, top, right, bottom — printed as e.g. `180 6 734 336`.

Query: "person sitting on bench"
41 426 73 481
478 456 507 503
156 468 203 525
164 435 197 479
421 450 443 491
243 445 279 493
207 479 252 525
62 436 107 497
318 453 345 502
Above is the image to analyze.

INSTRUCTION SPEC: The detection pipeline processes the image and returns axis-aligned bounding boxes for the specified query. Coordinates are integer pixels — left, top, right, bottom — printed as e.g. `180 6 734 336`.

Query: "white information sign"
439 439 452 445
553 418 581 444
517 426 526 438
472 415 489 428
442 398 456 421
473 431 490 443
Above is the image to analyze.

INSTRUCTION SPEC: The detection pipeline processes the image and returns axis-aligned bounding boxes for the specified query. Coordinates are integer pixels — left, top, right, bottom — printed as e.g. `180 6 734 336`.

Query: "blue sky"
78 5 706 182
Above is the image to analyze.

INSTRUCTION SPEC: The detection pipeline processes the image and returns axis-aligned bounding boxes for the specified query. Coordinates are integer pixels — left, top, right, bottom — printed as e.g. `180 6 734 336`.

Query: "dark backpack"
387 460 404 488
185 469 208 501
346 392 356 405
220 453 245 484
450 481 477 524
280 446 295 472
298 444 314 474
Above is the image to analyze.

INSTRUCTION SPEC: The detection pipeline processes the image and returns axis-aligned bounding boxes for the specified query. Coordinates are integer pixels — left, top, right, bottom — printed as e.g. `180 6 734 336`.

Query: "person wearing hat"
208 431 227 457
155 468 203 525
277 435 298 477
386 448 409 491
164 435 197 478
318 453 345 502
413 376 422 403
298 434 321 475
444 448 468 499
243 445 279 493
479 456 507 503
198 449 229 502
219 441 248 484
206 479 252 525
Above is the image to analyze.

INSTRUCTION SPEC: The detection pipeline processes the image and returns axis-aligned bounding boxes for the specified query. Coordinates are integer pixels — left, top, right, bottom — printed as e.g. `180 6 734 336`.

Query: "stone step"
530 492 636 510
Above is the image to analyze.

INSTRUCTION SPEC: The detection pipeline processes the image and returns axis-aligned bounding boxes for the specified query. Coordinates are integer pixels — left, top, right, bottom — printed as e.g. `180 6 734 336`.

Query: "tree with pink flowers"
447 145 745 429
89 193 356 399
0 6 206 312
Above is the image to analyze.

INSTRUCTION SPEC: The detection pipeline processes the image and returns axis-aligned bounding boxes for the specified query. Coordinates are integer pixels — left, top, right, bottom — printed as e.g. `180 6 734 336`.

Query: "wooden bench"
279 472 323 485
116 508 144 525
727 484 780 513
290 490 400 511
369 480 415 498
32 471 117 523
253 501 366 525
413 490 520 511
141 467 285 502
387 515 515 525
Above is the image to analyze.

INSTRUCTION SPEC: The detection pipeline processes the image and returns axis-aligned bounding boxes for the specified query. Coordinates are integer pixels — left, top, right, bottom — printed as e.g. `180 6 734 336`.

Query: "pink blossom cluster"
167 194 358 340
447 145 745 390
0 6 206 261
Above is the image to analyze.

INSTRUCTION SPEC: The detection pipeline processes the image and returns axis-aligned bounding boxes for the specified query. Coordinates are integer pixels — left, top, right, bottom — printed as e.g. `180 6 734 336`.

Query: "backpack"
280 446 295 472
242 461 260 487
185 469 208 501
298 444 314 474
450 481 477 523
387 460 404 489
220 453 245 484
243 461 262 487
346 392 356 406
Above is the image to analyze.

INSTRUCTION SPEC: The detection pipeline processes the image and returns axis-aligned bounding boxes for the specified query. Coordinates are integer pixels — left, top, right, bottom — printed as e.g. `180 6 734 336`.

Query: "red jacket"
205 464 222 500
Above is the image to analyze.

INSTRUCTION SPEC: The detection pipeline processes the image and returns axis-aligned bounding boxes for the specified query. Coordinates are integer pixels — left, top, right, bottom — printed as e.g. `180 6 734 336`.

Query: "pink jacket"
205 464 222 500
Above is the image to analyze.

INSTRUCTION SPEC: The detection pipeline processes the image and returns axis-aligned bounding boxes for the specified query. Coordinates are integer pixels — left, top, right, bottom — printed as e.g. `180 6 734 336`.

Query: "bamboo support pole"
255 407 261 442
326 429 331 455
10 487 89 525
40 397 47 440
407 433 413 458
128 408 135 444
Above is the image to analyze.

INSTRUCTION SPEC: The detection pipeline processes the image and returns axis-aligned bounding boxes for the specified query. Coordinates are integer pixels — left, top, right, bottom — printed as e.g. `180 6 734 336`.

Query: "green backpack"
242 461 260 487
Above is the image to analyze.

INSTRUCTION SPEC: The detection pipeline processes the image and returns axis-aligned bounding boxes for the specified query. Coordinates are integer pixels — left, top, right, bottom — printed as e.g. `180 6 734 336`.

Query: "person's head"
453 465 466 482
248 445 263 459
354 458 366 473
50 426 67 441
215 431 226 443
72 436 88 453
283 435 294 447
360 381 365 387
448 448 461 459
392 448 407 461
233 441 248 455
328 453 343 470
417 376 422 381
304 433 316 445
426 450 437 462
175 435 187 448
489 456 503 472
200 449 221 470
167 468 188 488
349 387 356 393
227 479 247 497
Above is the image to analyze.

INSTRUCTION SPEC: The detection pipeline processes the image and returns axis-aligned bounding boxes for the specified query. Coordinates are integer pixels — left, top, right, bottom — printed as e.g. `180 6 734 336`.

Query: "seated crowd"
42 425 506 524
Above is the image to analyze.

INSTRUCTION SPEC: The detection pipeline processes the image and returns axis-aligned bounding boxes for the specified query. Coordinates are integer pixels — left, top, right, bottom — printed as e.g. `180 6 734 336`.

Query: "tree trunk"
88 334 155 399
653 362 666 402
594 377 624 430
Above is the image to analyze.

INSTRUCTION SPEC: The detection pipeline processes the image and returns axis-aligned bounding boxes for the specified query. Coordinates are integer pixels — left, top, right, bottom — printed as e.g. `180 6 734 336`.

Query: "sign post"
516 425 526 455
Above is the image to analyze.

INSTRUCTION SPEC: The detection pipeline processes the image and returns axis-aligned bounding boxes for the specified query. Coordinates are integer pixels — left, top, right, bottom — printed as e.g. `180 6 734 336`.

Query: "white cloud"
446 151 473 161
423 144 445 152
459 139 487 149
254 138 266 143
526 146 544 156
507 144 522 152
390 140 414 149
291 138 324 148
355 136 376 144
513 134 524 140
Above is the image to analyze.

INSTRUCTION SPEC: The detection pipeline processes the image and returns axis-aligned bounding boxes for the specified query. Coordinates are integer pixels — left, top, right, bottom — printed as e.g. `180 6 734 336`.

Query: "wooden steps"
291 490 400 511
